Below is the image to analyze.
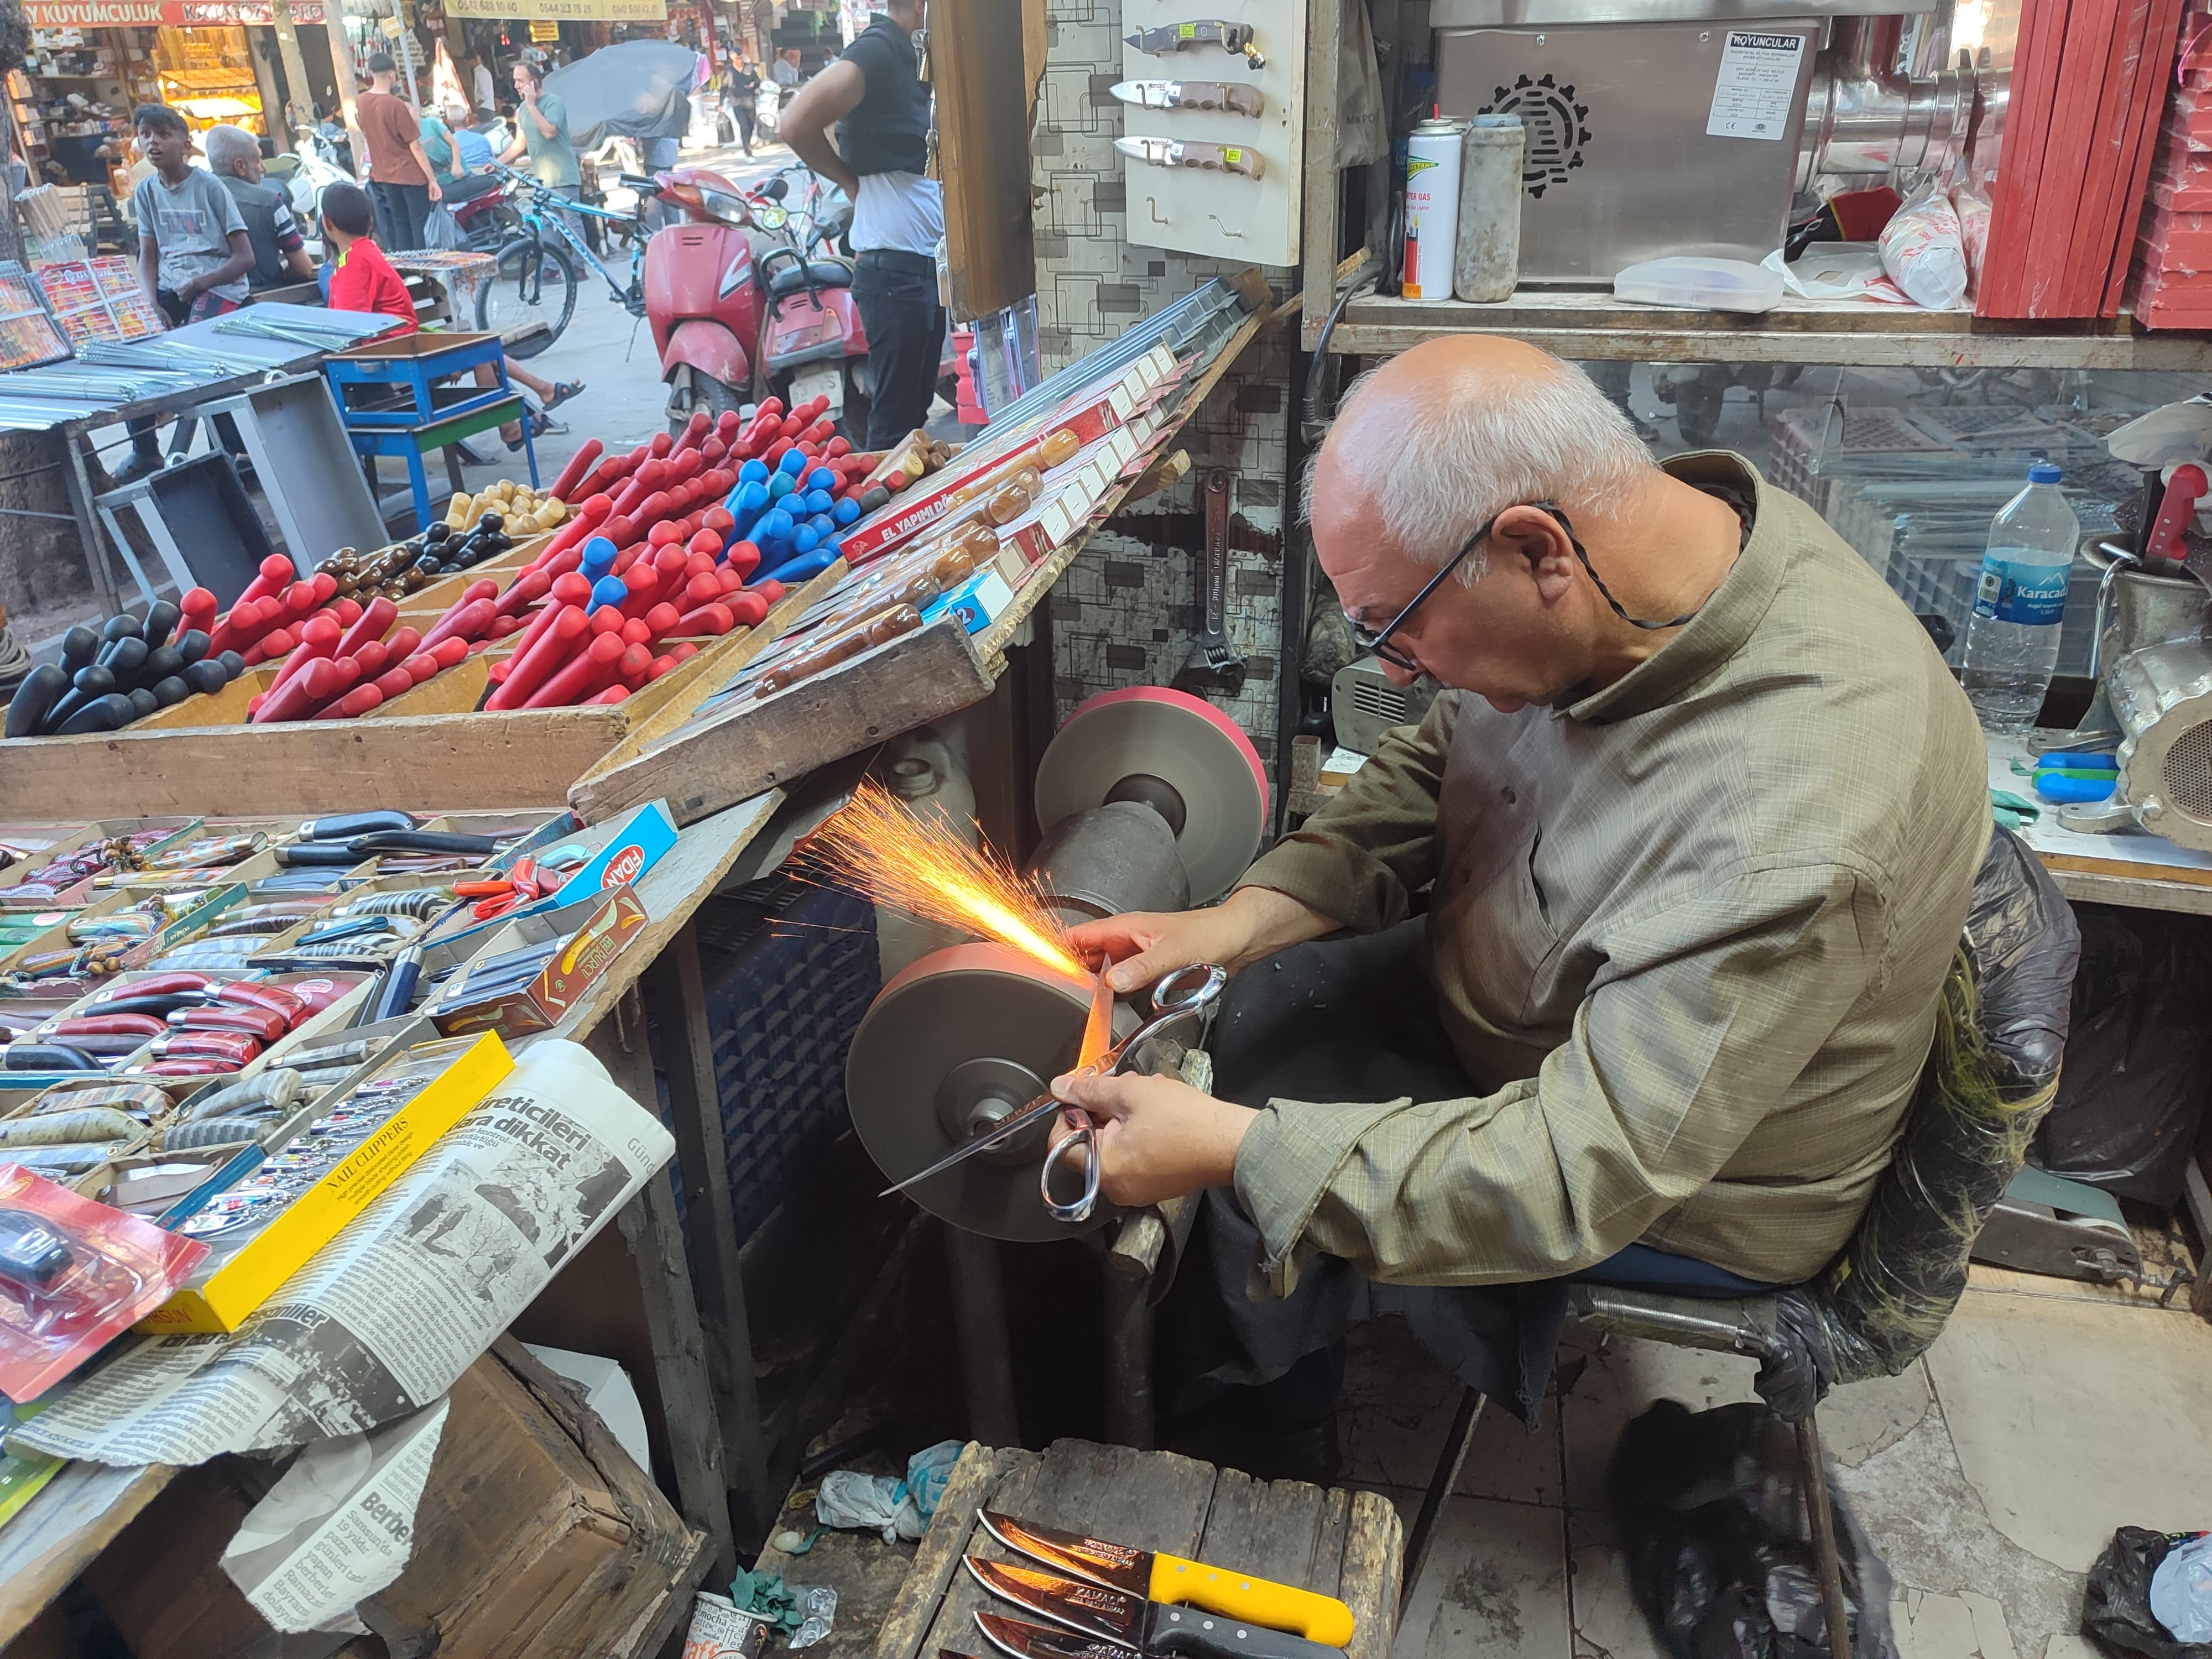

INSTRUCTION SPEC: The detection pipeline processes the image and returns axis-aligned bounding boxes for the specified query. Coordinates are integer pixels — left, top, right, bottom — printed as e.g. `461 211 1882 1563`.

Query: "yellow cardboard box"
138 1031 514 1333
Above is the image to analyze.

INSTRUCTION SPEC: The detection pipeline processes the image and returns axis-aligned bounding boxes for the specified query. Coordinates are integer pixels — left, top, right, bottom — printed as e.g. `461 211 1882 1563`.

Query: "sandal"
545 380 585 410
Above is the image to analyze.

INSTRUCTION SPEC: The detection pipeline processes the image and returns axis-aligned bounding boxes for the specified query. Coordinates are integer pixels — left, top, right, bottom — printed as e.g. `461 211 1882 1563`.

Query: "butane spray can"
1404 118 1467 300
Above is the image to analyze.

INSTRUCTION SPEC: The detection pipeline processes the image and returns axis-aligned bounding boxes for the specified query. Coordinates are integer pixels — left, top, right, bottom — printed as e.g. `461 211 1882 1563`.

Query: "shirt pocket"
1450 826 1567 1037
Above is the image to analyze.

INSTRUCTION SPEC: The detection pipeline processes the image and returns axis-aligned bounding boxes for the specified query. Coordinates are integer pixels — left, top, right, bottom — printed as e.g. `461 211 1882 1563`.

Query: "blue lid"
2029 463 2062 483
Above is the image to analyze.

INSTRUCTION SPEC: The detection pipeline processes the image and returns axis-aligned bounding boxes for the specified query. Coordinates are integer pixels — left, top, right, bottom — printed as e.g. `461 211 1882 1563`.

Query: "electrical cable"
0 625 30 695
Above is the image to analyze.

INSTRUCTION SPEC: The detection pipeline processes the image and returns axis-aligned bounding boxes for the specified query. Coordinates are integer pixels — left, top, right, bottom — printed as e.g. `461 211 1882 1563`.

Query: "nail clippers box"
137 1030 513 1333
424 886 650 1040
422 801 675 961
921 568 1016 634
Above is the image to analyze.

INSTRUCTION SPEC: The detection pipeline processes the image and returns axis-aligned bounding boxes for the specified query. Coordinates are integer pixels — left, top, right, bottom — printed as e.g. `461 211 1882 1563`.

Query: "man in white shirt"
780 0 943 446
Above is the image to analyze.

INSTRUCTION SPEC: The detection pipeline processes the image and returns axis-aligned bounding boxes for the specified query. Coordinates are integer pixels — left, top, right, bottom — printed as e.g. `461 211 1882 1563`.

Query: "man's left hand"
1045 1070 1258 1208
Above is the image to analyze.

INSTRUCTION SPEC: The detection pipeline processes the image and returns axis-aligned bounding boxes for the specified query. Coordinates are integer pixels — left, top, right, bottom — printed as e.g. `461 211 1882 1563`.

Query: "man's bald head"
1304 335 1653 583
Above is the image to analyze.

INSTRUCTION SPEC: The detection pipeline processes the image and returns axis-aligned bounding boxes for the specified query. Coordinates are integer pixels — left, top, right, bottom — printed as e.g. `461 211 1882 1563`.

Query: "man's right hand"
1068 885 1337 993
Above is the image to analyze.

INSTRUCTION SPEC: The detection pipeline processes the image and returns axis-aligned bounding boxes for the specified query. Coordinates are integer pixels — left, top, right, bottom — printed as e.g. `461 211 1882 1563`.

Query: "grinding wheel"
1034 687 1269 905
846 942 1134 1240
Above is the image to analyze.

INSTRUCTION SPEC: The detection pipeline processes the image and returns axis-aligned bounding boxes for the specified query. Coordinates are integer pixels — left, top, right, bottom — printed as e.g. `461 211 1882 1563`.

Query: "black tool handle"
346 829 502 856
301 810 419 842
1152 1609 1343 1659
276 843 369 867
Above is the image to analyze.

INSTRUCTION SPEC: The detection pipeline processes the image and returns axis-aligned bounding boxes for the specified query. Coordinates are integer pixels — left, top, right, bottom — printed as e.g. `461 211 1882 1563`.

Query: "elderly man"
1049 336 1989 1476
204 125 313 288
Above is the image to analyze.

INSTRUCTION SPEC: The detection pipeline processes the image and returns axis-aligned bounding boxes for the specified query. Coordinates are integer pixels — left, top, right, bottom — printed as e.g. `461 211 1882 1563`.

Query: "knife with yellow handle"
979 1511 1357 1647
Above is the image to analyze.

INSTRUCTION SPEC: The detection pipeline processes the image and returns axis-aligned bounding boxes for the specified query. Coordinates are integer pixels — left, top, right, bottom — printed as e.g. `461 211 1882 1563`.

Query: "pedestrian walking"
731 58 760 155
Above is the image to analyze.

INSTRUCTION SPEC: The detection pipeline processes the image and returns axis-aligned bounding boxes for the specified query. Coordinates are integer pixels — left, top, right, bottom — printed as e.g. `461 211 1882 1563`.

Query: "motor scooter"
642 165 771 426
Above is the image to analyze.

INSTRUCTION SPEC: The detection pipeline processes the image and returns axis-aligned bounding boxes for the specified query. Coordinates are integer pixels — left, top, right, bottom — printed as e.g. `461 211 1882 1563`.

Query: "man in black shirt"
781 0 945 448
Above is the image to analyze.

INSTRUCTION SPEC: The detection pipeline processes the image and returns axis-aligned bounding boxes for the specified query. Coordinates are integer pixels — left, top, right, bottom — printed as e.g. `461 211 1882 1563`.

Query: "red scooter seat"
767 258 854 296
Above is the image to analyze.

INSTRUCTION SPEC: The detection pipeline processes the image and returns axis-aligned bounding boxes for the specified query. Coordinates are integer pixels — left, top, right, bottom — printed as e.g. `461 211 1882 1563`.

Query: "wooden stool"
874 1439 1402 1659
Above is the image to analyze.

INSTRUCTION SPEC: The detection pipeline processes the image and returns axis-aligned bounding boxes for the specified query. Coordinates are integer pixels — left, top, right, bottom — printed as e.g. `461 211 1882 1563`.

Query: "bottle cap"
2028 463 2062 483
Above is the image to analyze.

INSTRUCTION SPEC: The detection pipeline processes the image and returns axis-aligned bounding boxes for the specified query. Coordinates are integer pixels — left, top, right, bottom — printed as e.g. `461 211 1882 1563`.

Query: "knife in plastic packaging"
1110 80 1265 116
1124 20 1265 66
966 1563 1344 1659
1114 137 1266 179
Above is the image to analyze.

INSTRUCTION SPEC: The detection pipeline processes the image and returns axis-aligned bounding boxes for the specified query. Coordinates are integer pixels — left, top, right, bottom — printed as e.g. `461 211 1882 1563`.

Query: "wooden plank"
1308 1486 1352 1602
1319 293 2212 370
1339 1489 1403 1659
2039 849 2212 889
569 618 996 827
935 0 1037 322
0 1462 175 1646
1301 0 1345 344
914 1452 1050 1659
874 1444 1036 1659
1196 1467 1329 1586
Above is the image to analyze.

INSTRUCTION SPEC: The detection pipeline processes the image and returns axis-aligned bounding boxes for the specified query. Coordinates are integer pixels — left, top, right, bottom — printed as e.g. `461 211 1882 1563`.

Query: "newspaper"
220 1398 450 1634
9 1040 675 1465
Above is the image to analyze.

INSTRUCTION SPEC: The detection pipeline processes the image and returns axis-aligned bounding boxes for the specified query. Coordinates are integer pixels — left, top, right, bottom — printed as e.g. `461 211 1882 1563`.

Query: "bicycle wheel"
476 236 578 358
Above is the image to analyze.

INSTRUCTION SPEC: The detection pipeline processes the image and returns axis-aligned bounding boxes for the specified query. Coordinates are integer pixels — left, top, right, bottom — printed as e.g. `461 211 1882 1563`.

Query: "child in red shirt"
319 181 416 333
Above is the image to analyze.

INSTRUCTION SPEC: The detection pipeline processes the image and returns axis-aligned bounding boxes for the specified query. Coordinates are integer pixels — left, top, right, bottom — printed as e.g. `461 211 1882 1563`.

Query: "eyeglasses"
1344 502 1704 674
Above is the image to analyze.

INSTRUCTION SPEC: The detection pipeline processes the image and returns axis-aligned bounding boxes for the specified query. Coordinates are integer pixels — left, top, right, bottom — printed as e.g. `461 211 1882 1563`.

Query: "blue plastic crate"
656 876 879 1243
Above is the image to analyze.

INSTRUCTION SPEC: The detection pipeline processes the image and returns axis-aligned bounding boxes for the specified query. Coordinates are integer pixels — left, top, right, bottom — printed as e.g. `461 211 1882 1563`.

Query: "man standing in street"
780 0 943 447
499 59 581 231
729 56 761 156
471 51 497 118
356 52 441 251
770 49 799 87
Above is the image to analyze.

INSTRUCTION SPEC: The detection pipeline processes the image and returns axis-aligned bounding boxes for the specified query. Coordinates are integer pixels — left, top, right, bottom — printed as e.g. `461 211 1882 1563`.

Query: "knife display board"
864 1438 1401 1659
1118 0 1306 265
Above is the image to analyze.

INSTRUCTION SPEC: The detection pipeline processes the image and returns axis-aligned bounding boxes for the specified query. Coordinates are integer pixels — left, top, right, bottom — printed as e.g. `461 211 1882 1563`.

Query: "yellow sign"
444 0 666 16
529 17 557 37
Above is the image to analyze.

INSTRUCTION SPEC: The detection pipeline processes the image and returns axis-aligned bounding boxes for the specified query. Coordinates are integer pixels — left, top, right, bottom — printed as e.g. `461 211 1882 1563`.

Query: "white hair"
202 124 259 175
1302 354 1656 583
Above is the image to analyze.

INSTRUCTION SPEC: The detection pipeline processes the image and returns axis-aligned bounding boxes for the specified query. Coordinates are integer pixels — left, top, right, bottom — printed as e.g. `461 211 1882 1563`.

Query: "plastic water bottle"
1960 463 2080 736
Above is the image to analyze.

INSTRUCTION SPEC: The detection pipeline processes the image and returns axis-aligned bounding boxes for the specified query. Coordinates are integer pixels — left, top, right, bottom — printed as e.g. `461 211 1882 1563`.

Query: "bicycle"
473 165 655 357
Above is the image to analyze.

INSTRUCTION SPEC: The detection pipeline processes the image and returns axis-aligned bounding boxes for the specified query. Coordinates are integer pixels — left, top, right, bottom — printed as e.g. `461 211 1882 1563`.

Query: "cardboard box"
139 1030 513 1333
425 886 650 1039
82 1341 703 1659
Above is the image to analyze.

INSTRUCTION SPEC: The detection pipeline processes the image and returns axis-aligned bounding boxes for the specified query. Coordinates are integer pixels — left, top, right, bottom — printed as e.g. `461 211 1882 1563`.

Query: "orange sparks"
802 778 1087 980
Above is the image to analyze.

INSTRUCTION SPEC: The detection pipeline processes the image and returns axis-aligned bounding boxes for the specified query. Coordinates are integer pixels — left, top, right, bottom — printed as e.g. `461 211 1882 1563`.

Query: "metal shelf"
1308 289 2212 372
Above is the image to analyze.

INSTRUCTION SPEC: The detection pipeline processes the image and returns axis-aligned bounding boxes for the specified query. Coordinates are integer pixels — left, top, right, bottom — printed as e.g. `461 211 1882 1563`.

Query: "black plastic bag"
2033 906 2212 1207
2085 1528 2212 1659
1610 1400 1899 1659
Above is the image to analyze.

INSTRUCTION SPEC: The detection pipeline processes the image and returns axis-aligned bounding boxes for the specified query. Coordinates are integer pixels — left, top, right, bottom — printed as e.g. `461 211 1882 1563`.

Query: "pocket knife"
1115 137 1266 179
1125 20 1265 68
1110 80 1265 117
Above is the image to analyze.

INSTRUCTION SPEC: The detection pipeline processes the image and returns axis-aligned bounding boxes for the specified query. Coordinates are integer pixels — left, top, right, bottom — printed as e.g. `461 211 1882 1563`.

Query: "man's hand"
427 178 442 203
1046 1070 1257 1207
1068 885 1338 993
173 274 204 305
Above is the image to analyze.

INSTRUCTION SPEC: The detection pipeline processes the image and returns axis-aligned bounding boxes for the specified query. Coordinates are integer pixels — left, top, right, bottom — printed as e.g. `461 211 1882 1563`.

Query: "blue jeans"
1574 1242 1779 1297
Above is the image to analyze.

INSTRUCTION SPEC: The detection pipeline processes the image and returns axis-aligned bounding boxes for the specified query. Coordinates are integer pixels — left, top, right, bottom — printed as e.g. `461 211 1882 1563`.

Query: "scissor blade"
877 1094 1063 1197
1079 972 1114 1072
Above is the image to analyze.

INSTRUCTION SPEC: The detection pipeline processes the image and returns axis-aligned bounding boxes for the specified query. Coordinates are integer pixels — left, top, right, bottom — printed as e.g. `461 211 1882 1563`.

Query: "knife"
980 1512 1355 1645
1115 137 1266 179
966 1563 1344 1659
1125 20 1265 67
1110 80 1265 117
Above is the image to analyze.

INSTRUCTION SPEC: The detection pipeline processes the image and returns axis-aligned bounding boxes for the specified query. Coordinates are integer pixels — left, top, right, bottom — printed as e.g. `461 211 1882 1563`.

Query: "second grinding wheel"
1033 687 1269 905
846 942 1134 1240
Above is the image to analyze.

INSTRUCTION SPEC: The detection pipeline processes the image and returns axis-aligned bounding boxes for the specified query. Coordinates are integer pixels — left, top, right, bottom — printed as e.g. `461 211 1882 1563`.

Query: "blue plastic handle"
778 448 808 477
806 467 837 492
2034 774 2117 804
832 497 860 526
587 575 628 612
767 472 797 501
739 458 769 484
580 536 617 578
761 546 839 585
2036 750 2116 769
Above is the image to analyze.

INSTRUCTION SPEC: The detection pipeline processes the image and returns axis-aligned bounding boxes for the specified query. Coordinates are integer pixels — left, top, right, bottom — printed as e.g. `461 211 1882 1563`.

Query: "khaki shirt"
1232 452 1990 1289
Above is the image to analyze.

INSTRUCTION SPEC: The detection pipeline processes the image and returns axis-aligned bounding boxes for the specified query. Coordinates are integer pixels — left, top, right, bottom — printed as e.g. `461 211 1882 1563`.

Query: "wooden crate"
857 1438 1400 1659
0 570 843 819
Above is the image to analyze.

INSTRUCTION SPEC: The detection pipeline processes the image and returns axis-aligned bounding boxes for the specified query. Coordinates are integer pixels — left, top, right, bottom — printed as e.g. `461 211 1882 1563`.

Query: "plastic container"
1453 114 1523 302
1613 255 1783 314
1960 464 2080 735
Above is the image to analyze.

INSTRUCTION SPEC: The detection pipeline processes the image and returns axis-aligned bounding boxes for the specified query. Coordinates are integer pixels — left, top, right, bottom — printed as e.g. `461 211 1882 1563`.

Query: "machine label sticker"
1971 553 2069 625
1706 30 1807 141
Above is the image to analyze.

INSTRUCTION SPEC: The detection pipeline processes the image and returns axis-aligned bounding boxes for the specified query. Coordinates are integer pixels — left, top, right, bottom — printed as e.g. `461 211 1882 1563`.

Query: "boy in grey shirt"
132 104 253 324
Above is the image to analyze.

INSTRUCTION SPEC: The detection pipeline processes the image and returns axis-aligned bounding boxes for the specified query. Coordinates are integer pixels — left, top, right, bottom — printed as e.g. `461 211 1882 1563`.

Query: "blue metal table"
322 329 538 531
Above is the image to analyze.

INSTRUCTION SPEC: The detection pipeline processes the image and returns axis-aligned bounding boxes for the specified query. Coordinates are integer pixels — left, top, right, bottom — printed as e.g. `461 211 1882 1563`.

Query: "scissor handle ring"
1040 1115 1099 1224
1149 962 1227 1014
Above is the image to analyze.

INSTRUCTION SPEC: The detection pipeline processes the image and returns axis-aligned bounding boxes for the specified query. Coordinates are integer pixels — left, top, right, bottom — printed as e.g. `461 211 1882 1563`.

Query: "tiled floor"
1348 1270 2212 1659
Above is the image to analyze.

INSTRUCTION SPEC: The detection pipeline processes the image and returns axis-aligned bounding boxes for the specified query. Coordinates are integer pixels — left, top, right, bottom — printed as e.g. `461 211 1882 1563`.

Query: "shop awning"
444 0 668 18
24 0 327 23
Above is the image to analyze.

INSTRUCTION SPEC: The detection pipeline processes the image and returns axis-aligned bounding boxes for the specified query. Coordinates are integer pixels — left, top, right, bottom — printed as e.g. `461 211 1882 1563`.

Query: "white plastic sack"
2151 1532 2212 1643
1879 182 1969 311
814 1438 964 1543
1950 178 1991 299
1760 244 1909 304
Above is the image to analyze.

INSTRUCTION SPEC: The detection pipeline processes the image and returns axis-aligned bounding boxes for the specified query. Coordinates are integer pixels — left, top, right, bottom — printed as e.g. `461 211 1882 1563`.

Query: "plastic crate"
654 875 879 1243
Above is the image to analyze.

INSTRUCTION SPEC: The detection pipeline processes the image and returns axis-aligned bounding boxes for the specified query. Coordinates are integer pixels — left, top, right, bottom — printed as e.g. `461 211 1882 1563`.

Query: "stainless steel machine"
845 688 1270 1241
1430 0 1983 281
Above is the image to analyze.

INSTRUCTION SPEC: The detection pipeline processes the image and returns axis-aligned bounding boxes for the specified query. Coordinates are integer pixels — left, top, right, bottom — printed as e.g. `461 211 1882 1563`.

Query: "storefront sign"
25 0 326 23
446 0 666 18
528 17 557 38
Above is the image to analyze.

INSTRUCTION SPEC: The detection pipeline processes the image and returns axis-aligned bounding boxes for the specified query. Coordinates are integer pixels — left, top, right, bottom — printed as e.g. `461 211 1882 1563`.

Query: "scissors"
877 963 1228 1223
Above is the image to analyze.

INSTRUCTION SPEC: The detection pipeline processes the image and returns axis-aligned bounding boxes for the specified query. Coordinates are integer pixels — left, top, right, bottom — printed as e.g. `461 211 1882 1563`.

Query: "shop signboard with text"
25 0 326 22
446 0 665 17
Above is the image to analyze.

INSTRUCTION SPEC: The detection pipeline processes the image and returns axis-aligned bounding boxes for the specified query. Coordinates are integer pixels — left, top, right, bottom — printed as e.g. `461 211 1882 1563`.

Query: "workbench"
0 789 795 1655
1988 733 2212 916
762 1438 1402 1659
